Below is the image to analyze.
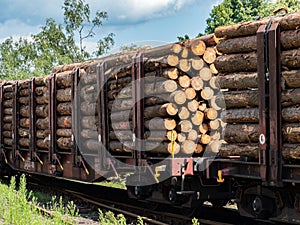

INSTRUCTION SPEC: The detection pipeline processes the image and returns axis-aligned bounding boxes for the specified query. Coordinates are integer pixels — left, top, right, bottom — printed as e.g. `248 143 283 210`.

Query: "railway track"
25 174 279 225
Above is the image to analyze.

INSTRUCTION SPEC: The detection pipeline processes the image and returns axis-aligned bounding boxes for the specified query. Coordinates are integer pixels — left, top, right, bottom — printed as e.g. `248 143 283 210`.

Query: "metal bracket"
77 155 89 175
29 78 36 159
97 62 108 169
132 52 145 166
0 82 5 150
12 81 19 160
48 74 57 162
71 68 80 166
1 149 8 164
53 153 63 171
257 21 282 186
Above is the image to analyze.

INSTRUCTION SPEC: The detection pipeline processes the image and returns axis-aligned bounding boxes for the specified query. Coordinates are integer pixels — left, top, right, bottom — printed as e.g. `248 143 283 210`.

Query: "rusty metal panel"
97 62 109 169
0 82 4 150
49 74 57 162
257 24 268 182
12 81 19 161
29 78 36 158
132 52 145 166
71 69 80 165
268 22 282 186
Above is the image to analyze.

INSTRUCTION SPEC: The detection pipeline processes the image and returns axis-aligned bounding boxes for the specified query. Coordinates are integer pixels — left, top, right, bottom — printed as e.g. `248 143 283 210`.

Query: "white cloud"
88 0 196 24
0 19 40 39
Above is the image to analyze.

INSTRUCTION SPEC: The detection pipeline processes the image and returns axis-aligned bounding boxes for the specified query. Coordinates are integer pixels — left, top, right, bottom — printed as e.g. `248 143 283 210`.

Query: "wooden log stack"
214 12 300 160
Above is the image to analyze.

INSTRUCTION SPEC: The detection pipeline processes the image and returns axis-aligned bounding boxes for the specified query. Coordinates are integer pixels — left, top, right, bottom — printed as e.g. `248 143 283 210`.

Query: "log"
19 97 30 105
181 140 196 154
3 115 12 123
281 48 300 68
282 70 300 88
4 138 12 146
167 68 179 80
223 90 258 109
80 102 97 116
200 134 210 144
172 43 182 53
181 48 189 58
20 118 30 128
218 143 258 158
52 63 91 73
167 142 180 155
188 100 199 112
224 124 259 143
282 88 300 107
214 12 300 38
215 52 257 73
210 64 218 74
81 129 98 139
215 49 300 73
56 71 73 88
190 39 206 56
224 108 259 123
191 77 204 91
167 55 179 66
179 59 191 72
282 144 300 160
209 119 220 130
37 130 50 139
282 106 300 122
109 80 178 100
3 123 12 131
187 129 198 141
217 30 300 54
177 133 186 142
57 129 72 137
167 130 177 141
192 58 204 70
195 144 204 154
3 99 13 108
178 75 191 88
170 90 186 105
3 131 12 138
203 47 216 64
81 116 97 129
217 35 257 54
57 102 72 116
217 72 258 89
110 130 168 142
109 94 171 111
199 123 209 134
184 88 196 99
4 92 13 100
199 67 212 81
3 108 12 115
282 123 300 143
145 118 177 130
57 116 72 128
201 87 214 100
36 118 49 129
178 120 193 132
19 128 29 137
57 88 72 102
57 137 73 150
178 106 190 120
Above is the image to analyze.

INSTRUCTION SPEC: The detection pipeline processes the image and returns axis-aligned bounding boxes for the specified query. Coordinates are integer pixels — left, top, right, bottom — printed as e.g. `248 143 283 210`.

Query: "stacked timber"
2 82 14 147
214 12 300 159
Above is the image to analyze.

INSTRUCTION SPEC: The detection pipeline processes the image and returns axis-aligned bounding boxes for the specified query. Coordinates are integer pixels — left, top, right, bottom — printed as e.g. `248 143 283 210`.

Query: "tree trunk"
57 137 73 150
203 47 216 64
224 108 259 123
224 124 259 143
181 140 196 154
281 48 300 68
57 102 72 116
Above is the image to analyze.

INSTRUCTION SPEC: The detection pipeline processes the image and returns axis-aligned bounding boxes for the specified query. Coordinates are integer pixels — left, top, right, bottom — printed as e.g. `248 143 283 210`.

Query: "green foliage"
177 34 190 41
205 0 300 34
0 0 114 80
192 217 200 225
205 0 269 34
0 174 79 224
98 209 129 225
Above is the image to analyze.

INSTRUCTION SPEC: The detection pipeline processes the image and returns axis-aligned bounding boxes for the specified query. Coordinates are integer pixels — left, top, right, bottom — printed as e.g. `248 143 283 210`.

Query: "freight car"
0 12 300 223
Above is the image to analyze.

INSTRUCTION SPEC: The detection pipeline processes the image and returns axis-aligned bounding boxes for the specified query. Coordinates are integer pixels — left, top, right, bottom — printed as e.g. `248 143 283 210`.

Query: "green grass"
0 174 78 225
97 180 127 189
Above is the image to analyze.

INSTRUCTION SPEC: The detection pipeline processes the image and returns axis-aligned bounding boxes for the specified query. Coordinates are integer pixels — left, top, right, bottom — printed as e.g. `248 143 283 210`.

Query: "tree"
0 0 114 80
205 0 268 34
205 0 300 34
62 0 114 58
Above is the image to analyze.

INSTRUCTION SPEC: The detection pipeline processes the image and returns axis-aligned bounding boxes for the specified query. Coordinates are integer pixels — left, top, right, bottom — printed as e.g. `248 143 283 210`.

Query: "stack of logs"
214 12 300 159
3 82 14 147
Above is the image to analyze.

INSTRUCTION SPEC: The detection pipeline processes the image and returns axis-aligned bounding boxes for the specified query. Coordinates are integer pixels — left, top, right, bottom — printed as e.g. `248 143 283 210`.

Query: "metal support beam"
132 52 144 166
29 78 36 159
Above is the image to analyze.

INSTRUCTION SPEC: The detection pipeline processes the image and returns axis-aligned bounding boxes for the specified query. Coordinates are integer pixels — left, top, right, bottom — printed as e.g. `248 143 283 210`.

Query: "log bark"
57 137 73 150
81 116 97 129
223 90 258 108
224 108 259 123
282 70 300 88
217 72 258 89
215 52 257 73
80 102 97 116
81 129 98 139
57 116 72 128
214 12 300 38
218 143 258 158
282 106 300 122
3 115 12 123
217 30 300 54
57 129 72 137
57 102 72 116
4 108 12 115
19 97 29 105
282 123 300 143
57 88 71 102
216 49 300 73
224 124 259 143
3 99 13 108
37 130 50 139
3 123 12 131
110 130 168 142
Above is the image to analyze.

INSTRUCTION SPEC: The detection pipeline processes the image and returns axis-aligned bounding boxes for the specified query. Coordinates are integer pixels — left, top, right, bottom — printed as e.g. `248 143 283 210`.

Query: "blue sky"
0 0 221 53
